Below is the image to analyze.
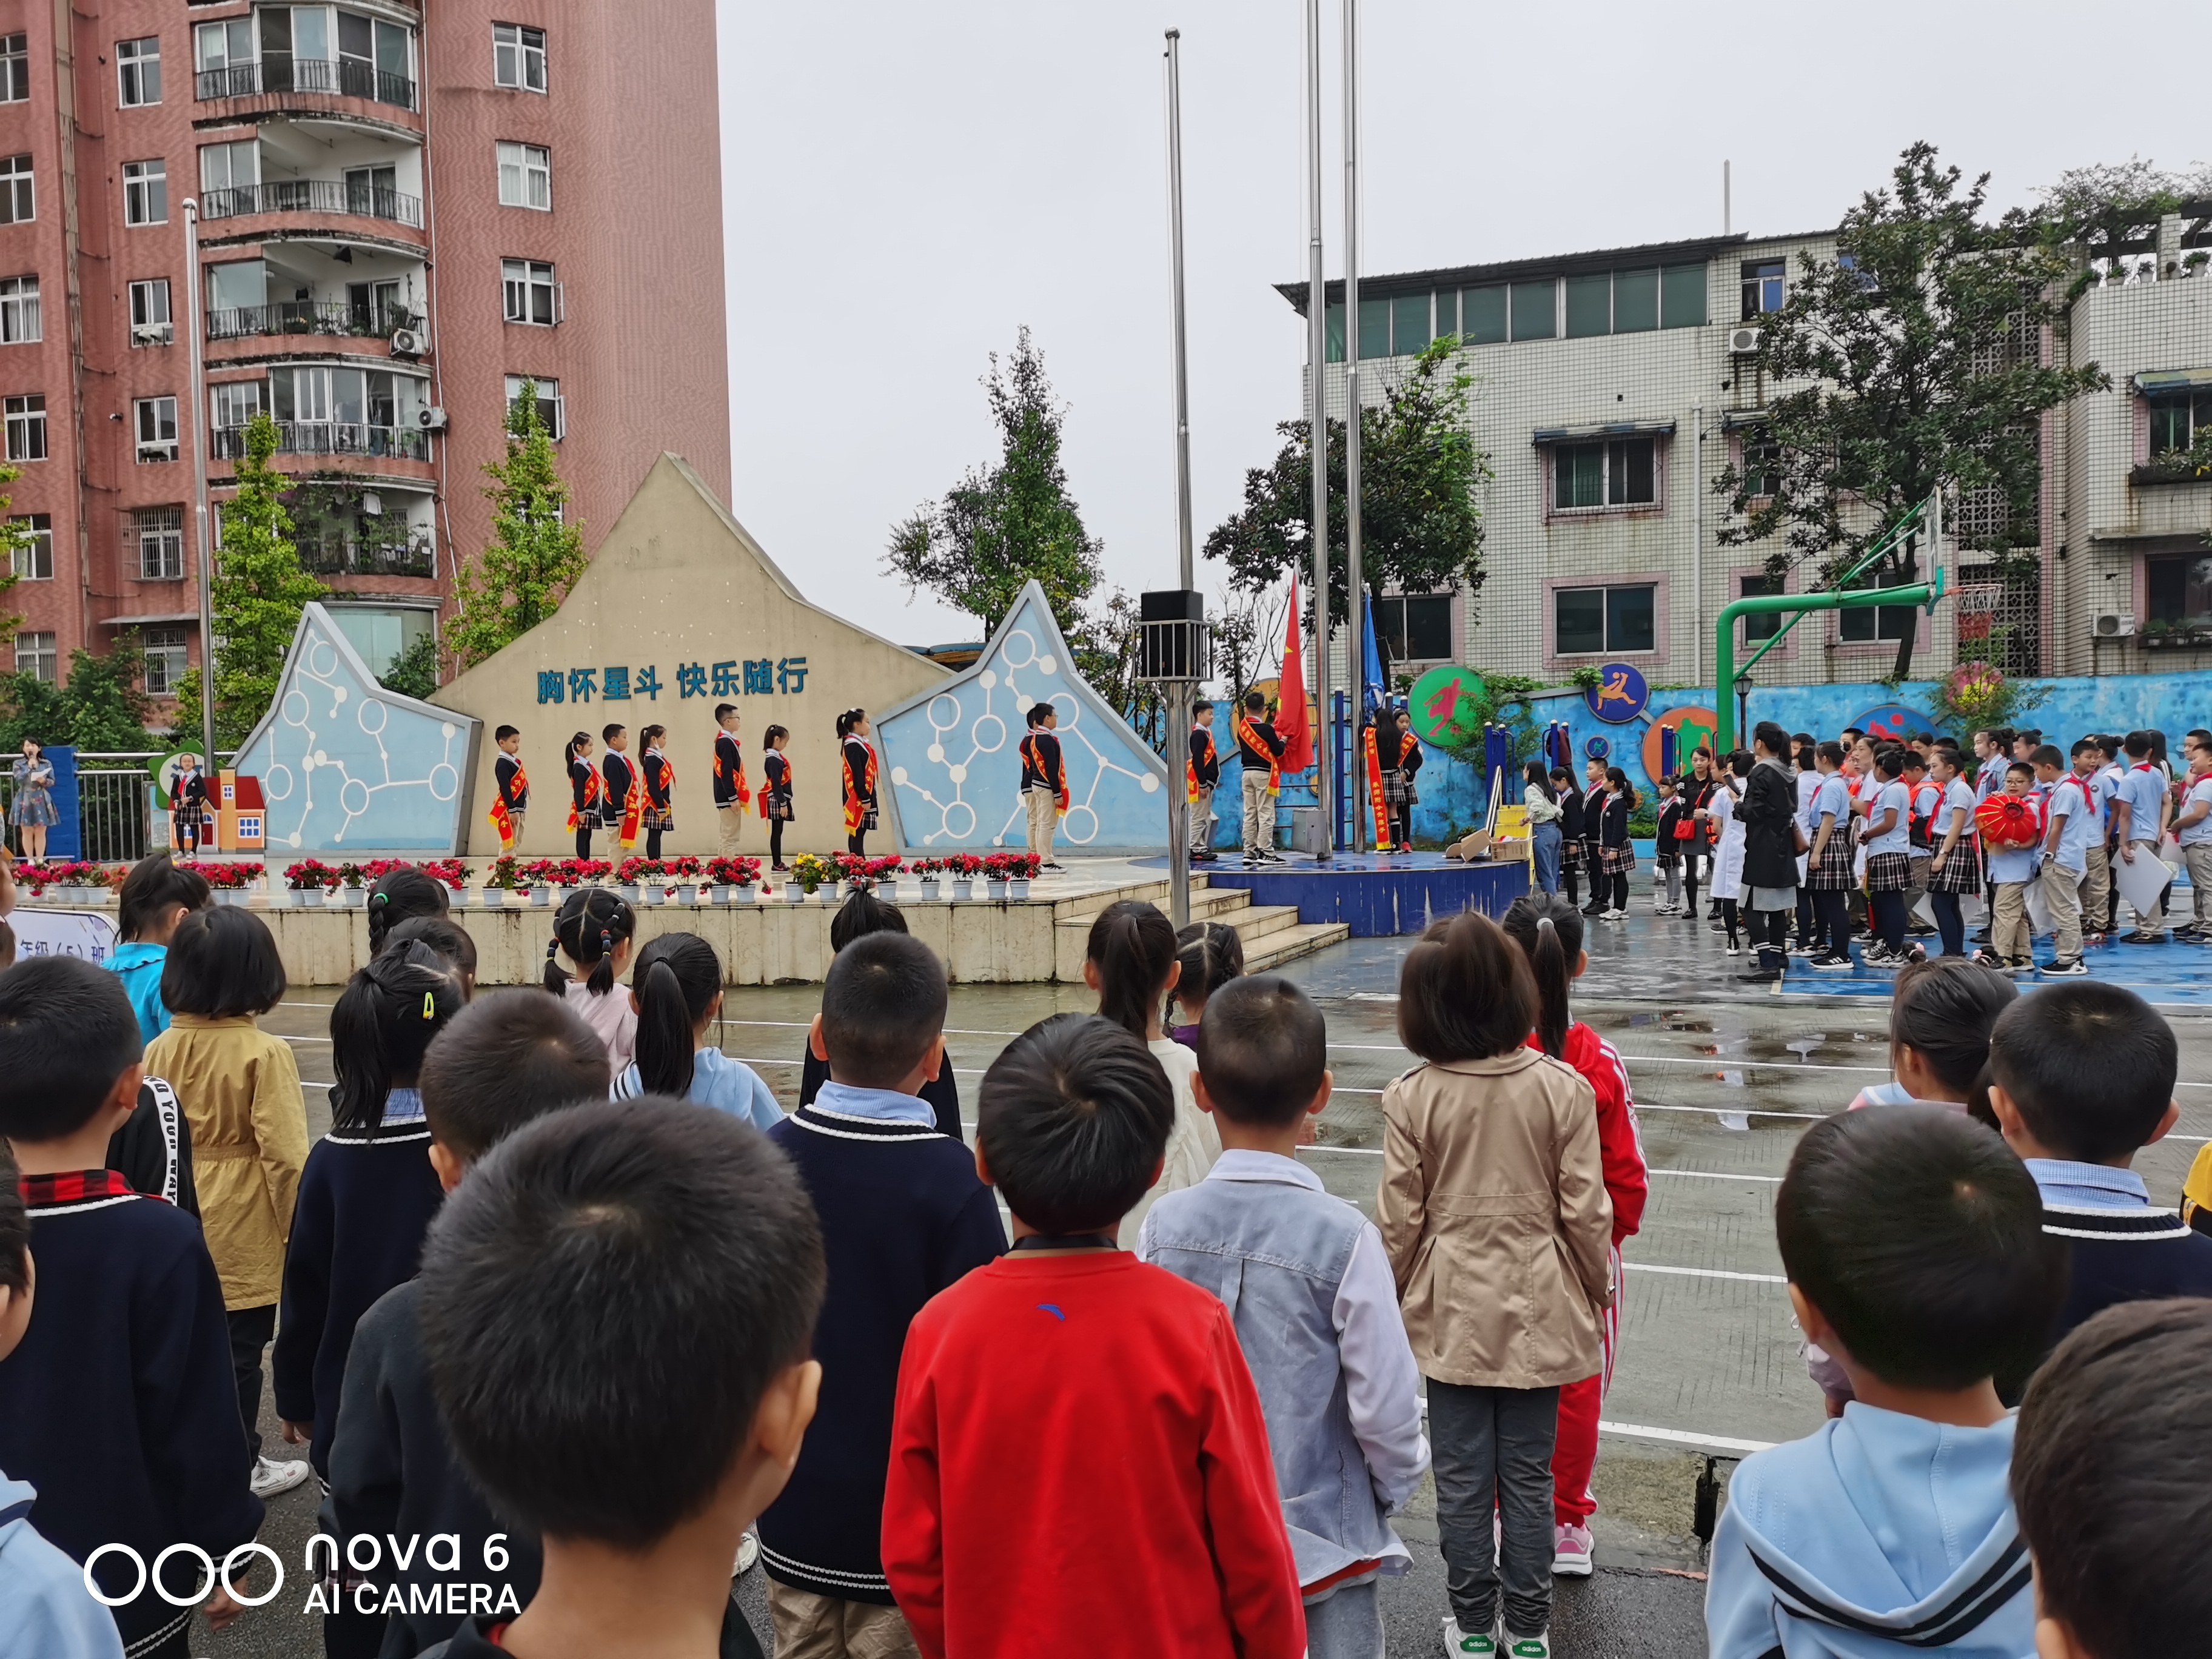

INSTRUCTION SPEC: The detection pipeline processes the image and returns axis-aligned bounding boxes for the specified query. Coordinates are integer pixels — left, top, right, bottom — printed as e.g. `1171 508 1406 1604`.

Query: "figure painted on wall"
10 737 56 863
490 725 529 854
759 723 793 872
639 724 674 862
565 731 600 860
838 708 877 856
170 750 207 857
712 703 749 857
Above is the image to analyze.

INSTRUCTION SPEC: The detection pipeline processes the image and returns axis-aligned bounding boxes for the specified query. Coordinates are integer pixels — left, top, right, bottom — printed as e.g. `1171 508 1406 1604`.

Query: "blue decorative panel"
876 580 1170 852
232 604 480 853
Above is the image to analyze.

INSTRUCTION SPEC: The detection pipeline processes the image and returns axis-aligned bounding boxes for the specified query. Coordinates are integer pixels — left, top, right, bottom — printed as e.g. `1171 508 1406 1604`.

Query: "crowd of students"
0 846 2206 1659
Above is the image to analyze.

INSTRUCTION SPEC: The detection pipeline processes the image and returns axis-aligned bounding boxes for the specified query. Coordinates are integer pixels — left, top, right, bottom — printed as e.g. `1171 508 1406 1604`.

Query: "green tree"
176 411 322 748
886 329 1103 640
446 381 586 671
0 634 160 751
377 631 441 701
1716 142 2109 679
0 460 38 646
1204 338 1491 677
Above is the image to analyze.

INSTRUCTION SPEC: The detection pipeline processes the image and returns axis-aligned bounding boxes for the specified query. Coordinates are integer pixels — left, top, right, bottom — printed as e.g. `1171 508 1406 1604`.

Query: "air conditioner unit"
417 406 447 432
1727 325 1761 355
389 327 424 359
2093 611 2137 638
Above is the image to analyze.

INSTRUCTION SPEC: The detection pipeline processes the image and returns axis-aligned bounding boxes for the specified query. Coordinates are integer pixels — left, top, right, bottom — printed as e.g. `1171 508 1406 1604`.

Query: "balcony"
196 59 417 113
2131 453 2212 488
201 179 422 230
298 535 435 578
207 300 421 344
213 421 428 461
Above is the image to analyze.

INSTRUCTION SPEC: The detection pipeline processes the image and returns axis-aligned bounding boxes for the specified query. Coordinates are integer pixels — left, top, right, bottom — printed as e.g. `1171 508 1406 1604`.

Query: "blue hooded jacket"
102 941 170 1045
1705 1406 2033 1659
0 1472 125 1659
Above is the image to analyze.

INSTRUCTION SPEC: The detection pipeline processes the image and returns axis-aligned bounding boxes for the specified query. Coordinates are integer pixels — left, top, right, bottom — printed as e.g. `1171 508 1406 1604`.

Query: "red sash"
1022 735 1069 814
758 752 789 819
715 741 749 808
1362 726 1390 850
489 760 528 846
1236 713 1281 796
1187 731 1216 803
565 760 601 833
843 740 877 835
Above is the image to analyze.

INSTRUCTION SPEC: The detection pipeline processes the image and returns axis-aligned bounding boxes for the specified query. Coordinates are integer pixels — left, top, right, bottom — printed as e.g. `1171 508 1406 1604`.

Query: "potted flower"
947 851 982 902
328 862 368 906
1007 851 1040 900
911 857 943 901
418 857 469 902
614 856 652 903
578 857 612 886
708 855 761 903
982 851 1015 900
866 854 905 896
791 853 833 903
483 854 521 903
665 856 704 905
210 862 261 905
283 860 333 906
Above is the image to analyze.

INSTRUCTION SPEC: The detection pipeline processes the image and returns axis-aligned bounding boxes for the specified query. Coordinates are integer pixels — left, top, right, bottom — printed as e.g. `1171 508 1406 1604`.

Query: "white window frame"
144 625 189 694
122 158 166 226
135 506 184 580
500 258 557 326
495 141 549 211
116 36 161 107
13 629 55 682
505 374 563 440
492 22 546 92
210 380 262 430
8 512 50 579
127 277 170 345
0 34 26 104
4 394 45 461
0 276 38 344
134 395 179 462
0 155 32 224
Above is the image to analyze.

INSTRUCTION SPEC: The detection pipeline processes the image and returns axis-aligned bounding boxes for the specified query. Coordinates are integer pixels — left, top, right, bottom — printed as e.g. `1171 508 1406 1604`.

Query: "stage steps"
1051 876 1349 982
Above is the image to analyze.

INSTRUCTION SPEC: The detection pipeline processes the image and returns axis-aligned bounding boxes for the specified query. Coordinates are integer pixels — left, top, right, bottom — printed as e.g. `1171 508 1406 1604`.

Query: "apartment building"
1287 207 2212 691
0 0 728 705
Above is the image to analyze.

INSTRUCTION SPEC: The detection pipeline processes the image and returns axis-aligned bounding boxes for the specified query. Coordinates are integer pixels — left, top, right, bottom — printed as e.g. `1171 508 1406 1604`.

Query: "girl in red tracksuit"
1498 890 1649 1577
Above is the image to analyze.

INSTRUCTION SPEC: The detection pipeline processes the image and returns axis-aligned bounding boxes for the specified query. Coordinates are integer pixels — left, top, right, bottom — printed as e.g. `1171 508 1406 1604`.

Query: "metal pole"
1341 0 1363 854
183 198 217 776
1724 159 1731 236
1304 0 1331 860
1691 403 1703 694
1164 29 1193 928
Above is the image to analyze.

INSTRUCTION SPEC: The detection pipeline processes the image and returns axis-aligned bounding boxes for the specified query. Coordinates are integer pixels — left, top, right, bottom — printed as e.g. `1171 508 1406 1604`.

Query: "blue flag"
1361 604 1388 719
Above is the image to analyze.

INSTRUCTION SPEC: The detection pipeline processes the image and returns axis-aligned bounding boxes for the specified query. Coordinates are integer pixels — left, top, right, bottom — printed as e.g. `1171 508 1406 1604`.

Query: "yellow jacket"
2185 1141 2212 1233
144 1013 309 1310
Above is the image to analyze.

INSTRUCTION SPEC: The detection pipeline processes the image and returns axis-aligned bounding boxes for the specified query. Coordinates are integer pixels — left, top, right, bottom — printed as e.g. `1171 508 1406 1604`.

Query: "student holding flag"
1019 702 1068 871
712 703 751 857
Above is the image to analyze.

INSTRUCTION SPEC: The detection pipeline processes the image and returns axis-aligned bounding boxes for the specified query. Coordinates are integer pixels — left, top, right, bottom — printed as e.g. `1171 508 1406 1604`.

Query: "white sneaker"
1503 1632 1552 1659
1552 1521 1594 1576
1443 1615 1498 1655
250 1454 311 1498
732 1529 759 1576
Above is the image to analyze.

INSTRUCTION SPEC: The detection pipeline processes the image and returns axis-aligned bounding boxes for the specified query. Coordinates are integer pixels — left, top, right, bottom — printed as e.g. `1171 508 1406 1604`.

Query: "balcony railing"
207 301 419 343
298 536 436 578
212 421 429 461
195 58 417 112
2131 452 2212 488
200 179 423 229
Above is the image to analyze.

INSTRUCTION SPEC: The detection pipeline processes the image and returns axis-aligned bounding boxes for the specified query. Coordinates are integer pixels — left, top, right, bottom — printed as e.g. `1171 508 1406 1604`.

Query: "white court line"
1295 1146 1784 1181
1623 1262 1788 1285
1598 1419 1775 1455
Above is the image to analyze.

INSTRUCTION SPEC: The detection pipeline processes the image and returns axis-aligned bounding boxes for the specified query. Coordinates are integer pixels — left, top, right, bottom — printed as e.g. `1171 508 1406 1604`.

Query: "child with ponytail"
1165 920 1244 1050
543 886 638 1072
611 931 780 1128
366 864 450 957
1498 893 1649 1580
1084 899 1219 1242
563 730 600 860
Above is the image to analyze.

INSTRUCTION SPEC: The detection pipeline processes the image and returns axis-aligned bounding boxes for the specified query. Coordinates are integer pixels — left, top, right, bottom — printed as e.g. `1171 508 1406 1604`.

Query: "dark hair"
1816 740 1844 768
2187 727 2212 751
1889 957 2015 1110
977 1013 1173 1233
494 724 519 743
1499 891 1584 1059
763 723 788 748
1930 746 1962 776
2017 728 2044 748
0 1141 22 1295
1875 748 1907 779
0 957 141 1141
330 940 466 1133
835 707 865 739
1192 699 1213 714
418 1101 825 1549
1899 748 1926 772
161 906 287 1018
1603 766 1637 809
632 932 722 1097
367 865 452 954
384 914 478 980
1522 760 1555 802
638 723 666 750
1025 702 1052 728
1726 750 1752 781
563 731 591 771
1243 690 1265 712
1752 720 1791 756
820 931 946 1089
1549 767 1580 804
2013 1299 2212 1659
0 917 13 970
829 886 907 953
1396 910 1535 1064
2123 729 2152 759
1167 920 1243 1021
419 991 611 1161
600 723 625 745
2005 760 2033 782
1194 976 1325 1127
117 853 212 942
2029 743 2065 771
545 887 637 997
1795 739 1817 769
1988 983 2177 1161
1085 899 1178 1039
1778 1106 2063 1389
713 702 736 721
2068 737 2100 760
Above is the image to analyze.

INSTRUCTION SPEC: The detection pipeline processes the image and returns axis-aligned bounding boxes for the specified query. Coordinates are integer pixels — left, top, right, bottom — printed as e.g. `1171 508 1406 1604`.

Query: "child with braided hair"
543 886 639 1073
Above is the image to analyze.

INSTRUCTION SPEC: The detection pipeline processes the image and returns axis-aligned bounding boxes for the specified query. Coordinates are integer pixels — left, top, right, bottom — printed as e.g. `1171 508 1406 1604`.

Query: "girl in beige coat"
1378 911 1612 1659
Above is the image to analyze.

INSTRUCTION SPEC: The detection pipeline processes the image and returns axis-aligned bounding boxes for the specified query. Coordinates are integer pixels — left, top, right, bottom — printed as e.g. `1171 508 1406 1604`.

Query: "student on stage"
760 723 794 873
713 702 751 857
638 722 674 862
600 723 638 855
563 730 600 860
1236 691 1287 867
839 708 877 858
170 751 209 857
1381 708 1423 851
489 725 528 854
1019 703 1067 872
1187 700 1220 864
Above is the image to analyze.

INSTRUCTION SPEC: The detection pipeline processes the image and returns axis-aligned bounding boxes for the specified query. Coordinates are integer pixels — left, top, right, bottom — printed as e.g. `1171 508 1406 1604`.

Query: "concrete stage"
1145 851 1532 937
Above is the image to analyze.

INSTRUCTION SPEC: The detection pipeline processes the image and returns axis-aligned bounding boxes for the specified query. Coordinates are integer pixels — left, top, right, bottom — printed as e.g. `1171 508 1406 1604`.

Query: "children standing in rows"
1924 746 1982 960
489 725 528 854
1019 702 1067 872
713 702 751 856
638 722 674 861
760 722 794 873
563 730 599 860
543 886 638 1072
600 722 638 853
840 708 878 857
1187 698 1219 864
612 931 782 1128
106 852 212 1042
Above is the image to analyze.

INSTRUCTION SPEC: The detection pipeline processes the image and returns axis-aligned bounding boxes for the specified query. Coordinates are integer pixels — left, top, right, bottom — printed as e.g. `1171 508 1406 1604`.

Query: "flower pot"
216 888 244 907
526 887 549 907
731 884 757 905
285 886 313 907
985 879 1008 900
617 883 642 904
783 882 804 903
345 887 367 908
674 883 698 905
949 879 973 901
1008 879 1030 900
817 885 838 904
918 879 940 902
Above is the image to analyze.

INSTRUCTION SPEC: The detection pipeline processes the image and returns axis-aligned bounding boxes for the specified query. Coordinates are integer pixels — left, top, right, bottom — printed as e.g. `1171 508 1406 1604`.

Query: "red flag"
1276 577 1313 774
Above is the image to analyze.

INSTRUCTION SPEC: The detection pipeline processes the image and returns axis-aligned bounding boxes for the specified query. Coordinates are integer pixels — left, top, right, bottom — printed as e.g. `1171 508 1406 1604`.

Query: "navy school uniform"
0 1171 262 1655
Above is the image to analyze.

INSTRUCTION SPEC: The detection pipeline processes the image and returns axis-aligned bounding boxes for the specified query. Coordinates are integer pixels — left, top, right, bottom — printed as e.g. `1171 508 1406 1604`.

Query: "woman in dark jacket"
1738 722 1804 981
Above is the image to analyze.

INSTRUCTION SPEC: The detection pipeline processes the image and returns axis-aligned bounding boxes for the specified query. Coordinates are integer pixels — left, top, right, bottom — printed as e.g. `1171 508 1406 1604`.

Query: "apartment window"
1741 258 1786 321
1509 280 1555 342
501 258 557 325
199 139 258 195
13 629 55 682
128 278 170 345
1837 569 1918 643
1739 573 1783 643
1564 272 1611 338
1461 285 1507 345
4 395 45 461
135 395 178 461
194 19 253 94
210 380 262 429
496 142 549 210
135 504 184 580
122 159 166 225
1741 431 1781 497
1552 438 1657 510
1554 585 1655 656
1372 594 1453 664
0 276 38 344
506 374 561 438
1390 293 1429 356
116 36 160 106
144 626 188 694
0 35 25 102
8 513 50 579
492 22 546 92
2147 552 2212 628
2150 392 2212 455
0 156 31 224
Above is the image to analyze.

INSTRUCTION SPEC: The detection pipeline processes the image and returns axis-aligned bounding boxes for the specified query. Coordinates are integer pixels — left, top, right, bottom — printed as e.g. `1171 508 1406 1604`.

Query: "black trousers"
1814 888 1851 956
1720 897 1740 949
1680 850 1704 911
848 830 867 856
1387 808 1412 850
1931 891 1965 957
645 826 663 860
574 822 592 860
1870 889 1908 952
227 1302 276 1464
769 819 785 865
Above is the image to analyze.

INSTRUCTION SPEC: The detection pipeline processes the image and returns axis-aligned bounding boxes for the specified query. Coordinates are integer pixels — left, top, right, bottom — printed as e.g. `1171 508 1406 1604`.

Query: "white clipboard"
2113 846 2173 922
2023 874 2052 938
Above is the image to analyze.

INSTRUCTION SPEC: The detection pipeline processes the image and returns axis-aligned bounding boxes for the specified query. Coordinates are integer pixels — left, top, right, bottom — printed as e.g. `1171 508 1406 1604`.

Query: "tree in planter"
446 381 586 671
176 411 323 749
1204 338 1490 685
886 329 1104 641
1715 142 2109 681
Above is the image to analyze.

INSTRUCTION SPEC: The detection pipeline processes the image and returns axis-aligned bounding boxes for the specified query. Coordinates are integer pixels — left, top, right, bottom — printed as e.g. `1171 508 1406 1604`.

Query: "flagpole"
1304 0 1332 860
1164 28 1194 930
1341 0 1363 854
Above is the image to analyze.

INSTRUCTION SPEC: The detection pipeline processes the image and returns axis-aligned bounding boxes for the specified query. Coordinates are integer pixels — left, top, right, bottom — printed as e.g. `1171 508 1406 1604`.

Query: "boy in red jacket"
882 1013 1305 1659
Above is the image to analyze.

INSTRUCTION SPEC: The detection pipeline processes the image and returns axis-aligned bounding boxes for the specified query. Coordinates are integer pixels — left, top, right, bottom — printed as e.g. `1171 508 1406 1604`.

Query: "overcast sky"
714 0 2211 647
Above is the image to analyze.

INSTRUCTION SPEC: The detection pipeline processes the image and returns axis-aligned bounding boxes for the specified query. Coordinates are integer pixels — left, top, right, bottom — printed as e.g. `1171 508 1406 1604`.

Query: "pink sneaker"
1552 1521 1594 1577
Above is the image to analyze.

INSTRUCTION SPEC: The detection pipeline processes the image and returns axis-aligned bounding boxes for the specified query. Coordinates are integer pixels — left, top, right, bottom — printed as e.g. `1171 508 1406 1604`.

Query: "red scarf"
489 759 529 846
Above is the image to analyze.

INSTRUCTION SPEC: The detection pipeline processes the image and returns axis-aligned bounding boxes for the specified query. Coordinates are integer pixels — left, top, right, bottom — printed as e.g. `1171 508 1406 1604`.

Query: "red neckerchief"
21 1169 142 1207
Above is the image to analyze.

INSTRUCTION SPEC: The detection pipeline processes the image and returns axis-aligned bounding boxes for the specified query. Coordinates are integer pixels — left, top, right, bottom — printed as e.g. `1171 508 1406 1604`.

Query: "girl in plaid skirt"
1924 749 1982 958
1802 743 1857 967
1597 768 1637 919
1580 760 1610 917
1861 751 1921 965
1553 769 1587 910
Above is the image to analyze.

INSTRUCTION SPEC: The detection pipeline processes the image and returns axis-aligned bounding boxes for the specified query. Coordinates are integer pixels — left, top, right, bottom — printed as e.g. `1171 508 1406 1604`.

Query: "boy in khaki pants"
1019 703 1065 871
2176 728 2212 939
1973 761 2039 973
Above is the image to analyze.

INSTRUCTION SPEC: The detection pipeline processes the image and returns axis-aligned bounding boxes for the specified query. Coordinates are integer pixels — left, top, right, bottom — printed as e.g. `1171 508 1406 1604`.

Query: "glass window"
4 394 45 461
1460 285 1506 345
1553 588 1606 655
0 276 38 344
1741 431 1781 496
1553 437 1657 509
1739 572 1781 642
0 35 25 102
1741 258 1785 321
1357 296 1389 361
2149 393 2212 455
505 373 561 438
14 629 55 682
127 277 169 343
134 395 178 461
497 141 550 210
1660 263 1706 327
0 155 30 224
1555 443 1604 509
1610 437 1655 504
1509 279 1554 341
135 505 184 579
1838 569 1917 642
8 512 49 579
1564 272 1610 338
1605 586 1655 652
211 380 262 429
501 258 556 325
492 22 546 92
1322 301 1343 364
206 261 264 317
291 7 330 64
144 627 188 694
329 605 434 676
2145 554 2212 627
122 158 165 225
117 36 159 106
195 19 255 95
1390 292 1429 355
1612 268 1658 333
199 139 258 195
1433 288 1457 340
1402 594 1452 660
